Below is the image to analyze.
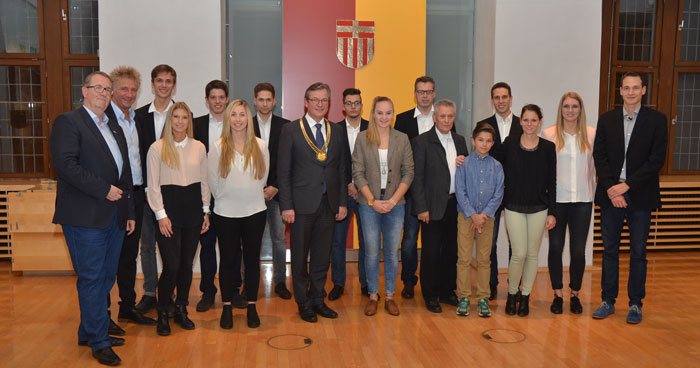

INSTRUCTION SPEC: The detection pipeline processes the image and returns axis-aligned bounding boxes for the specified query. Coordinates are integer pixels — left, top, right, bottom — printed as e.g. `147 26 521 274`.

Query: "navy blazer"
51 107 135 229
254 114 290 197
335 118 369 185
411 126 469 221
593 106 668 210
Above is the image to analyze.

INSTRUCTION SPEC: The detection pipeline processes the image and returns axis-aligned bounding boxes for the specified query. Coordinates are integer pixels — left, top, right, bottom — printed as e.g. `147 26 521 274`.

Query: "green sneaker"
478 298 491 317
456 297 470 316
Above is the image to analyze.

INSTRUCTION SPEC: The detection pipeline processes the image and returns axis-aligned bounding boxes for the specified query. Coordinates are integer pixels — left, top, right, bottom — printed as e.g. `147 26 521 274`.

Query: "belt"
448 193 456 200
133 184 144 191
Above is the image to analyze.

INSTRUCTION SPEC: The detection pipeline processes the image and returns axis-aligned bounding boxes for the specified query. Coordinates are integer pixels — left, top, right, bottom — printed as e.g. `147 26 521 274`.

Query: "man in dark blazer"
51 71 135 366
278 82 348 322
411 99 468 313
393 75 438 299
133 64 176 314
192 80 246 312
475 82 522 300
592 71 667 324
104 66 155 327
329 88 369 301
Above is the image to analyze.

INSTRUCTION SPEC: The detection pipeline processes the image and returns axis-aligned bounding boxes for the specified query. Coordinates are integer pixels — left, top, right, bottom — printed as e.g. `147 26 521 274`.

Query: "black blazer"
394 107 456 142
335 118 369 185
50 107 134 229
134 100 174 183
593 106 668 210
192 114 213 153
476 114 521 161
411 126 469 221
105 104 145 185
278 117 348 215
254 114 290 199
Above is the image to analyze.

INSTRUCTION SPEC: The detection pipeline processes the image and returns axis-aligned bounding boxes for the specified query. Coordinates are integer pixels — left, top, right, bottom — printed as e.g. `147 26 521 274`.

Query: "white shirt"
541 125 596 203
378 148 389 189
111 101 142 186
305 113 327 142
414 106 435 135
256 113 272 146
436 129 457 194
345 119 362 155
149 100 174 140
208 114 223 152
207 137 270 218
495 112 513 143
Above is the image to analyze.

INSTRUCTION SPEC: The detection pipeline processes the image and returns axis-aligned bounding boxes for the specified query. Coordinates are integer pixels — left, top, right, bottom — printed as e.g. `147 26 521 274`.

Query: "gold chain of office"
299 118 331 162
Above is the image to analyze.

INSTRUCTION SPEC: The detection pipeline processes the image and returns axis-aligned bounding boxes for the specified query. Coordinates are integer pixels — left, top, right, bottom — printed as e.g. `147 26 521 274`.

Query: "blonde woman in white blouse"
146 102 210 336
207 99 269 329
541 92 596 315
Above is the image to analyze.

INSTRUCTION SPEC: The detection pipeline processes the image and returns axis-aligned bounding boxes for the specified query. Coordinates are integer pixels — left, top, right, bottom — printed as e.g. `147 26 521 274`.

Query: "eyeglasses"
86 85 114 95
344 101 361 107
416 89 434 96
308 98 329 105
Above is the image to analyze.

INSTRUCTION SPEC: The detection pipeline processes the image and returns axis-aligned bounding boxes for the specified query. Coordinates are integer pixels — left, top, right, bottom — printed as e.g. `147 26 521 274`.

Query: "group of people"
50 65 666 366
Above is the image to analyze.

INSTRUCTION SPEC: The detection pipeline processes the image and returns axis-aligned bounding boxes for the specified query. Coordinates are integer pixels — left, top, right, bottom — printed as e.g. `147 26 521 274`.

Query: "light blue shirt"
84 106 123 178
111 101 142 185
455 153 504 219
620 105 640 182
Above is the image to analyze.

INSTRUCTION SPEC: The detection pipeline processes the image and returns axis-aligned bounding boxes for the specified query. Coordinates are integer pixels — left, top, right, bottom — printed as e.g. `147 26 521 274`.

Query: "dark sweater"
494 135 556 215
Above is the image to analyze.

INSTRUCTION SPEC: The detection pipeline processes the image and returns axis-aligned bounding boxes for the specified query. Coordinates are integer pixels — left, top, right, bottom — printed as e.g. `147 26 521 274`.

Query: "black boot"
220 305 233 329
157 309 171 336
517 294 530 317
505 293 517 315
247 304 260 328
174 305 195 330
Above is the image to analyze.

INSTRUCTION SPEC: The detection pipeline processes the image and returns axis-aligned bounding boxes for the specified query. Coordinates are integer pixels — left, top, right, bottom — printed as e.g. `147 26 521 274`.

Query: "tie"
314 123 324 149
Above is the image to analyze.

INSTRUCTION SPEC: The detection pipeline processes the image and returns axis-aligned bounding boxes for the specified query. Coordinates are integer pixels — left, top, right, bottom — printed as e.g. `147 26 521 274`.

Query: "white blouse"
378 148 388 189
542 125 596 203
207 137 270 218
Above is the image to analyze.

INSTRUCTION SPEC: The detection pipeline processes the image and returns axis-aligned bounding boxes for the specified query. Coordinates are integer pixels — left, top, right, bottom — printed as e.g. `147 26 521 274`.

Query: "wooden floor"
1 252 700 367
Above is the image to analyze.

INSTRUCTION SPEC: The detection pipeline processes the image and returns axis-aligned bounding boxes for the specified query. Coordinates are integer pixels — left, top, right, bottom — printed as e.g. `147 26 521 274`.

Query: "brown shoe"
385 299 400 316
364 299 378 316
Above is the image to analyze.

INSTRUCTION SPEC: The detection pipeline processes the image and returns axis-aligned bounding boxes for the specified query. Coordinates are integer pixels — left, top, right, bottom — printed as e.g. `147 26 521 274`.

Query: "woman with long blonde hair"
146 102 210 336
541 92 596 315
207 99 269 329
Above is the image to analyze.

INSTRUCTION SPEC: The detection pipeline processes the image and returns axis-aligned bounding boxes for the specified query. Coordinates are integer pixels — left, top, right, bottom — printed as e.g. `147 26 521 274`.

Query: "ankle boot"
174 305 195 330
220 305 233 329
157 309 171 336
517 294 530 317
505 293 517 315
247 304 260 328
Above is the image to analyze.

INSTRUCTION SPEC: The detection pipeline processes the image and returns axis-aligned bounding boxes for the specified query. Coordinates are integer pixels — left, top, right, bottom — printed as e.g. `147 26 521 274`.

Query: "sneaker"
626 305 642 324
477 298 491 317
456 298 470 316
592 301 615 319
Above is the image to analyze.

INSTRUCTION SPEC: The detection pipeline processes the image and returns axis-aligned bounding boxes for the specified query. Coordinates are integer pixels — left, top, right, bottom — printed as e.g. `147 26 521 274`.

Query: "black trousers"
548 202 592 291
419 196 458 301
212 210 266 302
114 185 145 312
290 194 335 307
156 225 201 308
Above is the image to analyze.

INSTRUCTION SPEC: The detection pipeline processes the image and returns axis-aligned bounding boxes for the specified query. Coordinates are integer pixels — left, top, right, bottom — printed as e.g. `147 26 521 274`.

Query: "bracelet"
390 198 397 206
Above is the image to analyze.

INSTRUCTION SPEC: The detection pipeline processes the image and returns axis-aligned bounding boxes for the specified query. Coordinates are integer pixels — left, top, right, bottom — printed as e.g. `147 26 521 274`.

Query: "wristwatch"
367 198 375 206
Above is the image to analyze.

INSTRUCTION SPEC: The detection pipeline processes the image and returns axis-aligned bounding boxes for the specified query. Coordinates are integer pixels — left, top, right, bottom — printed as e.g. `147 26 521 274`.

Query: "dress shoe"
220 305 233 329
385 299 400 316
328 285 344 301
196 294 215 312
134 295 157 314
517 294 530 317
364 299 378 316
489 285 498 301
274 283 292 300
505 293 517 315
312 303 338 319
156 310 170 336
247 304 260 328
401 284 415 299
78 336 125 347
570 295 583 314
299 306 318 323
361 286 369 296
425 299 442 313
232 292 247 309
439 294 459 307
118 309 156 325
92 346 121 366
173 305 195 330
550 296 563 314
108 319 125 336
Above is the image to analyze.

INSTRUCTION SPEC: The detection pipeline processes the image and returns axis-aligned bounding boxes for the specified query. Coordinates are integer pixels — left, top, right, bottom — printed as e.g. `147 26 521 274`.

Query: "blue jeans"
400 198 420 286
63 210 124 351
266 199 288 285
359 200 405 295
331 196 366 288
140 204 158 296
600 193 651 307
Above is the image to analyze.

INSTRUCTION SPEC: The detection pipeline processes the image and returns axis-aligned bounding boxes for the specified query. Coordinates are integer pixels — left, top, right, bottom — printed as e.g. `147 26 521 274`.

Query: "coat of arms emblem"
336 20 375 69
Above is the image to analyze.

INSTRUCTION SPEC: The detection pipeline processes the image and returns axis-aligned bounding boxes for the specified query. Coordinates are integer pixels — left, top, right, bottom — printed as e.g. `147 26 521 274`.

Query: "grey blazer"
352 128 414 206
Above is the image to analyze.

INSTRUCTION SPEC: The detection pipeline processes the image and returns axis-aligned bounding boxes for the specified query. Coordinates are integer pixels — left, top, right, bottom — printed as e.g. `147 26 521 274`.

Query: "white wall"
99 0 223 117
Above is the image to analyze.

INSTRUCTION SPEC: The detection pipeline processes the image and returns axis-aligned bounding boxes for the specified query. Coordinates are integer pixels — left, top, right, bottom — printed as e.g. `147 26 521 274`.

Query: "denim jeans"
265 199 288 285
600 193 651 307
400 198 420 286
359 200 405 295
140 204 158 296
331 196 366 288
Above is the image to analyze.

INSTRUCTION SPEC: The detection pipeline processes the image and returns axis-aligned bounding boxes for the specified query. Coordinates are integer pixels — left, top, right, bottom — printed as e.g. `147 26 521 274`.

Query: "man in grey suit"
278 82 348 322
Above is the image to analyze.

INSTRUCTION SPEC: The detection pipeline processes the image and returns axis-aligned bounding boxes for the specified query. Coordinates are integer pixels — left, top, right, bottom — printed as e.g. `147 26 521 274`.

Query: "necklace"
299 118 331 161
